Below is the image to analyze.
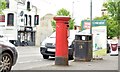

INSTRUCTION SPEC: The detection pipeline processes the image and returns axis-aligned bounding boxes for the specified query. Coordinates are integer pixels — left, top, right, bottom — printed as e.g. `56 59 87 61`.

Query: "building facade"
35 14 54 46
0 0 39 46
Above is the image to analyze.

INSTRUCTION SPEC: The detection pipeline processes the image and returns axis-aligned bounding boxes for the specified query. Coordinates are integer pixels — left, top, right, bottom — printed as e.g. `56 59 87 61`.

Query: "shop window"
29 15 32 26
0 15 5 22
7 13 14 26
24 14 27 26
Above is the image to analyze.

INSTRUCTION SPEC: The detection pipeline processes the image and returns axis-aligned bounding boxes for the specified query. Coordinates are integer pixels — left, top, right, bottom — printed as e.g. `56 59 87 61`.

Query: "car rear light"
111 44 117 51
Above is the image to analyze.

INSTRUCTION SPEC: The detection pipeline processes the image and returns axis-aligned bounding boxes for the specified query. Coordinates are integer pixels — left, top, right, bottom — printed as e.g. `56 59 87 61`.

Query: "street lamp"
72 1 74 18
72 0 80 18
90 0 92 34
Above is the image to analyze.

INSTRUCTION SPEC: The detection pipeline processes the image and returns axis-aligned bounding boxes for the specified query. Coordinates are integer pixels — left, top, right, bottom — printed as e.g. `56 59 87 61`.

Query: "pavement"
29 54 118 70
15 46 118 71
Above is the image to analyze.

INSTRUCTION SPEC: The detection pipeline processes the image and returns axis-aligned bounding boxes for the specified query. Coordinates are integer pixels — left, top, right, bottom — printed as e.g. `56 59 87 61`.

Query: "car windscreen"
50 32 56 38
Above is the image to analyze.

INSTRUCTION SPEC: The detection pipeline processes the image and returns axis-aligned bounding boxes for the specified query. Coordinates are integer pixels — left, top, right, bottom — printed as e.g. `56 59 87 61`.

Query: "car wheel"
0 53 13 72
43 55 49 59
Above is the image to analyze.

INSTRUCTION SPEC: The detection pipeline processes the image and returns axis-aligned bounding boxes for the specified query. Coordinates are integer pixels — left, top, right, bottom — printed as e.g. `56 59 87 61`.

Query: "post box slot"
64 22 68 24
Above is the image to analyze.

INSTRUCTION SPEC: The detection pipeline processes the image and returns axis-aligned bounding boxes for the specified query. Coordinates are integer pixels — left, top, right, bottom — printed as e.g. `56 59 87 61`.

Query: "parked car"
40 30 78 60
118 39 120 49
0 36 18 72
107 38 119 54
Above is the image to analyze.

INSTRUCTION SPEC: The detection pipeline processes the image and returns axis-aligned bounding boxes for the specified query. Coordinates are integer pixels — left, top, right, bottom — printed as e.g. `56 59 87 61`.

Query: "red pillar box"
54 16 70 66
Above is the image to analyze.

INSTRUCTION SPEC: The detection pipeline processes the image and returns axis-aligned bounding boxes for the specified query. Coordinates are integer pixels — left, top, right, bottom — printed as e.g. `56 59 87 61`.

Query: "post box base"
55 57 68 66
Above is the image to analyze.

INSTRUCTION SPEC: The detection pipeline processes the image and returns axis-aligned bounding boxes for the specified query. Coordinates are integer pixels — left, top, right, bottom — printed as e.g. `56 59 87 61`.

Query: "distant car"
40 30 78 60
107 38 119 54
0 36 18 72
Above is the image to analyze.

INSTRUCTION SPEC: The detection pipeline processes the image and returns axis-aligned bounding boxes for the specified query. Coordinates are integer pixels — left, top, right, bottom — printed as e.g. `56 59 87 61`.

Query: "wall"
35 14 54 46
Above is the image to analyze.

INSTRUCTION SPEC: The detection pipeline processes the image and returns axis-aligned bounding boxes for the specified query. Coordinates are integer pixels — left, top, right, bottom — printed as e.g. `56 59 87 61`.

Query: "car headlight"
52 43 56 47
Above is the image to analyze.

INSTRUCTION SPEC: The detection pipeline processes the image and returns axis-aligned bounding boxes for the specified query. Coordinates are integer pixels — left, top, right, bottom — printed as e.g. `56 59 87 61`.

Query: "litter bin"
74 34 92 62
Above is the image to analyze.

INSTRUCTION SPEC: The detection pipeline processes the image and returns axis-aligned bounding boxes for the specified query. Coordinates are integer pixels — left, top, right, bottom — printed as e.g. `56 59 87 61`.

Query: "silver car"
0 36 18 72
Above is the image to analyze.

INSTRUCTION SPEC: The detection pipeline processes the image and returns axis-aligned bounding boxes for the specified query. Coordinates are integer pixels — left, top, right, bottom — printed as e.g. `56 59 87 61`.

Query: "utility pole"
72 1 74 18
90 0 92 34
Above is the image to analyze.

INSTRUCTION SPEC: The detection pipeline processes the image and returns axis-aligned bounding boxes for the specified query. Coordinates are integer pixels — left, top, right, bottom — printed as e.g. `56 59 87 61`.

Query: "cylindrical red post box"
54 16 70 65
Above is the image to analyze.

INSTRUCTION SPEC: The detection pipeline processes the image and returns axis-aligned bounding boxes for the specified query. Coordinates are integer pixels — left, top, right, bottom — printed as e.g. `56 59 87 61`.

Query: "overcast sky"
31 0 105 25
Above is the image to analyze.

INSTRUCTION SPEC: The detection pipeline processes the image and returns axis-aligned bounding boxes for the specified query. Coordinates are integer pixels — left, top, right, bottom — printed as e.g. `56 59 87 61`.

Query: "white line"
18 60 42 64
18 54 42 57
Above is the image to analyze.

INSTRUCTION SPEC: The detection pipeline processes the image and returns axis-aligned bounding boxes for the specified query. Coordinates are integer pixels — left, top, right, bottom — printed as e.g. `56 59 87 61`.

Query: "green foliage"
57 8 70 16
69 19 75 30
0 0 6 14
51 20 56 32
94 15 118 38
103 1 120 38
51 8 75 31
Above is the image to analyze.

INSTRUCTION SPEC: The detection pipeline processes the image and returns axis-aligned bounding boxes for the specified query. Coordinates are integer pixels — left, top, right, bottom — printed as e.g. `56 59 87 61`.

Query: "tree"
51 20 56 32
103 1 120 38
51 8 75 31
0 0 6 14
57 8 70 16
94 15 118 39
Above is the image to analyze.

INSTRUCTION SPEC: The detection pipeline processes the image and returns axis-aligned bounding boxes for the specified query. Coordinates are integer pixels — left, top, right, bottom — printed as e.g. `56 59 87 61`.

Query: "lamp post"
72 1 74 18
90 0 92 34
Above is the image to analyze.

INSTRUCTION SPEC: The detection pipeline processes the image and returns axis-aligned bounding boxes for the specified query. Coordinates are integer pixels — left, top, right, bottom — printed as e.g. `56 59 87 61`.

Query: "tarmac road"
12 46 118 71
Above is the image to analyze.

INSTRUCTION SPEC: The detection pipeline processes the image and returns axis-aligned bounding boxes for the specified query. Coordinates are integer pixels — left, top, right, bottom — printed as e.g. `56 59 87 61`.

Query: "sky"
31 0 105 25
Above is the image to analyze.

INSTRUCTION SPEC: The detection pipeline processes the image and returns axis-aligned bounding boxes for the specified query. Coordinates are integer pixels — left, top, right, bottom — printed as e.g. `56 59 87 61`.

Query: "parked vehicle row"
40 30 79 60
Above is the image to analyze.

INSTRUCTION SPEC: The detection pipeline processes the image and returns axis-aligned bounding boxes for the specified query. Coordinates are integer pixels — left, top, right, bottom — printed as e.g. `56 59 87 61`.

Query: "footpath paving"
15 46 118 71
29 54 118 70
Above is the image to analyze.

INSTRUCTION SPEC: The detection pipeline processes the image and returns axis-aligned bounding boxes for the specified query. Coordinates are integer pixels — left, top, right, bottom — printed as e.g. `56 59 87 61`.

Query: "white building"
0 0 39 46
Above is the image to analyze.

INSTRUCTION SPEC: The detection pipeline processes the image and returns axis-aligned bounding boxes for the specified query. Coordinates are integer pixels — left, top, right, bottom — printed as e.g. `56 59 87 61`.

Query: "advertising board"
81 20 107 58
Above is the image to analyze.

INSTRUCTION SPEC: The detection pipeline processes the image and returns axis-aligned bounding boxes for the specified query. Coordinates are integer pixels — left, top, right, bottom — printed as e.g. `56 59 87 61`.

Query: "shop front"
17 27 35 46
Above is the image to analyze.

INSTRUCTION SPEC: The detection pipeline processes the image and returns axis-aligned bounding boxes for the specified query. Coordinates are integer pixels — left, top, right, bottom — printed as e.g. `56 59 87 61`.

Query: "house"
0 0 39 46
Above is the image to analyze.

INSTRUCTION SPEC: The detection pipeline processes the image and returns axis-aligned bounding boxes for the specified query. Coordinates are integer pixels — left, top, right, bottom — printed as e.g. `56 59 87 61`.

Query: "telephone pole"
90 0 92 34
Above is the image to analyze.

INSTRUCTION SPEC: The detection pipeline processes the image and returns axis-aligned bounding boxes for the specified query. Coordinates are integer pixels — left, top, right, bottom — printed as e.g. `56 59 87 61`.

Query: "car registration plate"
47 48 55 52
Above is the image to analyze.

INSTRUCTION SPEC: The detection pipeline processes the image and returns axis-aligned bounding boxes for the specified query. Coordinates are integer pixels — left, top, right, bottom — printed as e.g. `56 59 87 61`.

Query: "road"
12 46 54 70
12 46 119 70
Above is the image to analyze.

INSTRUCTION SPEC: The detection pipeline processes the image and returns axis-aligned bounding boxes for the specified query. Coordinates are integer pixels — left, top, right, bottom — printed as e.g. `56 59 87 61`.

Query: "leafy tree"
94 15 118 39
0 0 6 14
51 20 56 32
51 8 75 31
103 1 120 38
69 19 75 30
57 8 70 16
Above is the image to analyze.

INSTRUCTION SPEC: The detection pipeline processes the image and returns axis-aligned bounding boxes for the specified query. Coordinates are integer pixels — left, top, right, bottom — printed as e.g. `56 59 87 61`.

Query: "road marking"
18 59 42 64
18 54 42 57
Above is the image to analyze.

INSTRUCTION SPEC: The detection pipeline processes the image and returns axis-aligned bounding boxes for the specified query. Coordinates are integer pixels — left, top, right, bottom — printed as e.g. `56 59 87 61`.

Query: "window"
27 1 31 11
29 15 32 26
24 14 27 26
34 15 39 25
5 0 9 8
7 13 14 26
0 15 5 22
